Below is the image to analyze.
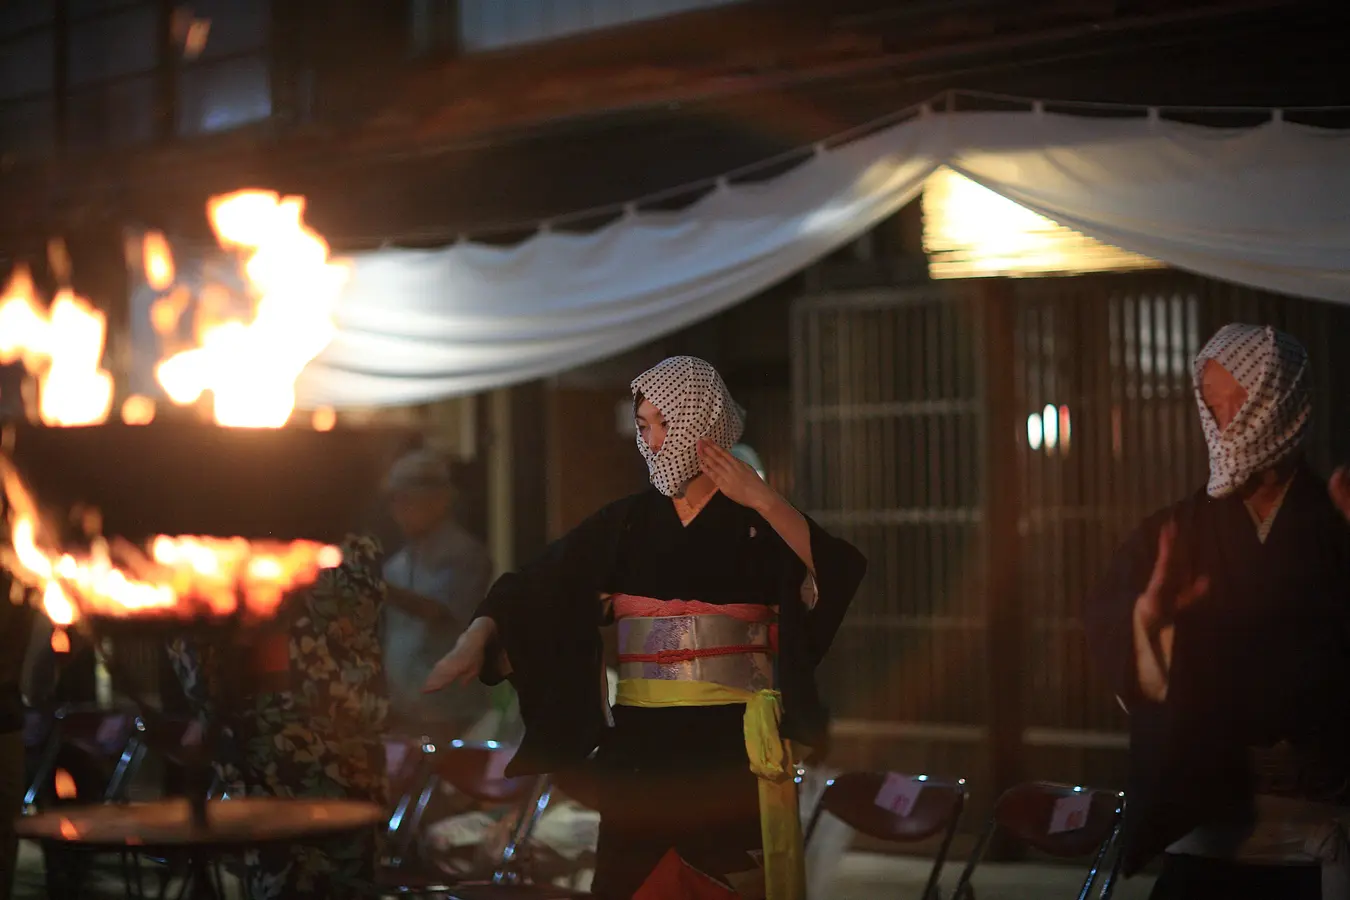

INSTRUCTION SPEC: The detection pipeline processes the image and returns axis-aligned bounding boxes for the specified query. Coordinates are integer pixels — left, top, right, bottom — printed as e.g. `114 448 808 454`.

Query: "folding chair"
804 772 967 900
951 782 1125 900
381 733 443 872
132 714 227 800
497 767 602 891
353 738 578 898
21 703 145 899
23 702 143 810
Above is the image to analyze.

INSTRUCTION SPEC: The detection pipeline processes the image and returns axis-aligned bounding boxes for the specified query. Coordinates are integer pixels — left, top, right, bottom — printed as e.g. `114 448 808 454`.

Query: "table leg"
175 854 225 900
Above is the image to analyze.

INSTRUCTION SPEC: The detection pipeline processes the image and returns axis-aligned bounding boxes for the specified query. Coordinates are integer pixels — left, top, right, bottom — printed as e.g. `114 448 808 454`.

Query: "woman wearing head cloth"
1086 324 1350 900
424 356 866 899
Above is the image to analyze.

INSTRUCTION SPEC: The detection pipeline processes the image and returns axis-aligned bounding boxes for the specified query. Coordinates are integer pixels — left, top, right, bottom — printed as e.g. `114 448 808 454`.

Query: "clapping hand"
1134 521 1209 634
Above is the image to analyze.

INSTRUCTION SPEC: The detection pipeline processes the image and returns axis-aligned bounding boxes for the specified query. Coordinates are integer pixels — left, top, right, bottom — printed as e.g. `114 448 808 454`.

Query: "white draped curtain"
128 100 1350 409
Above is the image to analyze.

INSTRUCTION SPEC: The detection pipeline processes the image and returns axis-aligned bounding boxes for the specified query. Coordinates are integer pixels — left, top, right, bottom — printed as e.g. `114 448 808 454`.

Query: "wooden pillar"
510 381 549 564
53 0 69 150
980 277 1025 857
485 382 550 576
269 0 305 125
487 388 514 577
154 0 178 141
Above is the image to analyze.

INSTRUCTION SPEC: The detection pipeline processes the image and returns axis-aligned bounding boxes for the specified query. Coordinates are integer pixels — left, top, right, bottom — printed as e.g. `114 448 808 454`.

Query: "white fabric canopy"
128 104 1350 408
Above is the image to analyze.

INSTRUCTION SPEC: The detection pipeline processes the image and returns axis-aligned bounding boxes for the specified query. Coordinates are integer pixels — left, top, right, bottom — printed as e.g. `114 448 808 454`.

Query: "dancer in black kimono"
1086 324 1350 900
424 356 866 900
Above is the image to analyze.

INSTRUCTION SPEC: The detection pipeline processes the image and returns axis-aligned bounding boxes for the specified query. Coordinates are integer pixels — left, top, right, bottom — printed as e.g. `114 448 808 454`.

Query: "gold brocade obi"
616 613 774 694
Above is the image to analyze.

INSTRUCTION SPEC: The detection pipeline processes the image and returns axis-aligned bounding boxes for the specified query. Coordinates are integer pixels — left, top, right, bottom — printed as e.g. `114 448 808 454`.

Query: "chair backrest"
22 707 51 751
992 782 1123 859
383 734 426 798
135 714 201 768
951 781 1125 900
53 704 141 763
377 736 548 878
24 703 143 809
430 740 534 805
813 772 967 844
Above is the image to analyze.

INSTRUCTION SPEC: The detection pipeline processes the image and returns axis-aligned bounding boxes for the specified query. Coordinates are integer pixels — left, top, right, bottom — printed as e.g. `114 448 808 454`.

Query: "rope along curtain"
125 92 1350 408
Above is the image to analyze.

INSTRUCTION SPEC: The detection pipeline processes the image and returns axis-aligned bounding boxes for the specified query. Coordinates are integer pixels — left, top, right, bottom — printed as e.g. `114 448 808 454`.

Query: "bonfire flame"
0 457 341 625
0 269 114 428
154 190 345 428
1 189 343 431
0 188 346 626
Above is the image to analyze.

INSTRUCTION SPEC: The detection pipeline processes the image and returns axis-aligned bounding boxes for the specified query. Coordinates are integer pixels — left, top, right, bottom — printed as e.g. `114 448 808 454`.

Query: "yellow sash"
616 679 806 900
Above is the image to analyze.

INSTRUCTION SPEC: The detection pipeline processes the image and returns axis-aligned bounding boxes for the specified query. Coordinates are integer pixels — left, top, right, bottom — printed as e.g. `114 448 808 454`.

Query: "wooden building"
3 0 1349 824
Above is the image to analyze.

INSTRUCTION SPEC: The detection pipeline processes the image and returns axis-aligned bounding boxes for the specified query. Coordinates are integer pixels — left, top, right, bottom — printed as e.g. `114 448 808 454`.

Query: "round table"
18 797 384 899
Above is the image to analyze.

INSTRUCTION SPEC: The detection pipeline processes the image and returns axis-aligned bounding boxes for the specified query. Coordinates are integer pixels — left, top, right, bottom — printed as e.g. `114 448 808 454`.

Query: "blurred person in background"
170 535 389 900
381 449 493 738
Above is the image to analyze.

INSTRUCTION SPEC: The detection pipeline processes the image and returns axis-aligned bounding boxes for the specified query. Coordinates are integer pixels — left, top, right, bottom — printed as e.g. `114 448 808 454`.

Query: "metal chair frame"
950 781 1125 900
23 702 144 810
804 771 967 900
354 738 559 898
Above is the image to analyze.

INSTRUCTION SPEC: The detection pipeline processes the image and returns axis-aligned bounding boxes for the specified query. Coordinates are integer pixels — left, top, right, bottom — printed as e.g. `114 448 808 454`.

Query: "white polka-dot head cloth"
1192 323 1310 499
631 356 745 497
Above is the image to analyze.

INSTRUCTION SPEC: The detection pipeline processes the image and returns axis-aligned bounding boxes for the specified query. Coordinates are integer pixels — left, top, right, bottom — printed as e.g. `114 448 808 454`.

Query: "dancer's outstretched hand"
423 618 496 692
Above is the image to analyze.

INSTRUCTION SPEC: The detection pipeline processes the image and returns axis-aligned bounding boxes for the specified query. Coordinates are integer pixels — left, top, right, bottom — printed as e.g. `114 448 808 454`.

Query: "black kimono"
1085 464 1350 896
476 488 866 898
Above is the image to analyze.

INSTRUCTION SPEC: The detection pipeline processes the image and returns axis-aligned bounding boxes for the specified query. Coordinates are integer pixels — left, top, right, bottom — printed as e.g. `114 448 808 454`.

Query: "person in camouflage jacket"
169 534 389 899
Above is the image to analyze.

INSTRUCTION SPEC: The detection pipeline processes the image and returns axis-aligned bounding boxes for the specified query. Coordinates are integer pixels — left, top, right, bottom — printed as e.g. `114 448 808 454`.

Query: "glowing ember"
0 270 114 427
311 407 337 432
50 627 70 654
154 189 345 428
120 395 157 425
150 285 191 338
54 769 77 800
142 231 176 291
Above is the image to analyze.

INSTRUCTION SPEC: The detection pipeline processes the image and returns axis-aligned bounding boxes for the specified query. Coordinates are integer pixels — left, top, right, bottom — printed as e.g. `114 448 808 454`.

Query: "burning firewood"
0 188 376 629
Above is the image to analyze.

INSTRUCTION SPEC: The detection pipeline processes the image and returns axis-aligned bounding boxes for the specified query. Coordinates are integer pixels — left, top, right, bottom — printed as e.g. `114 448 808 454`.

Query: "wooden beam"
0 0 1329 241
53 0 69 150
979 277 1025 859
155 0 177 142
365 0 1293 149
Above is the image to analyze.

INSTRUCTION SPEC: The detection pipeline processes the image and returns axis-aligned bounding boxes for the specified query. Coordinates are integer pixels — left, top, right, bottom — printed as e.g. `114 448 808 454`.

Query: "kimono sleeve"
753 509 866 666
472 494 629 694
474 498 627 634
771 515 866 755
474 497 633 775
797 516 867 665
